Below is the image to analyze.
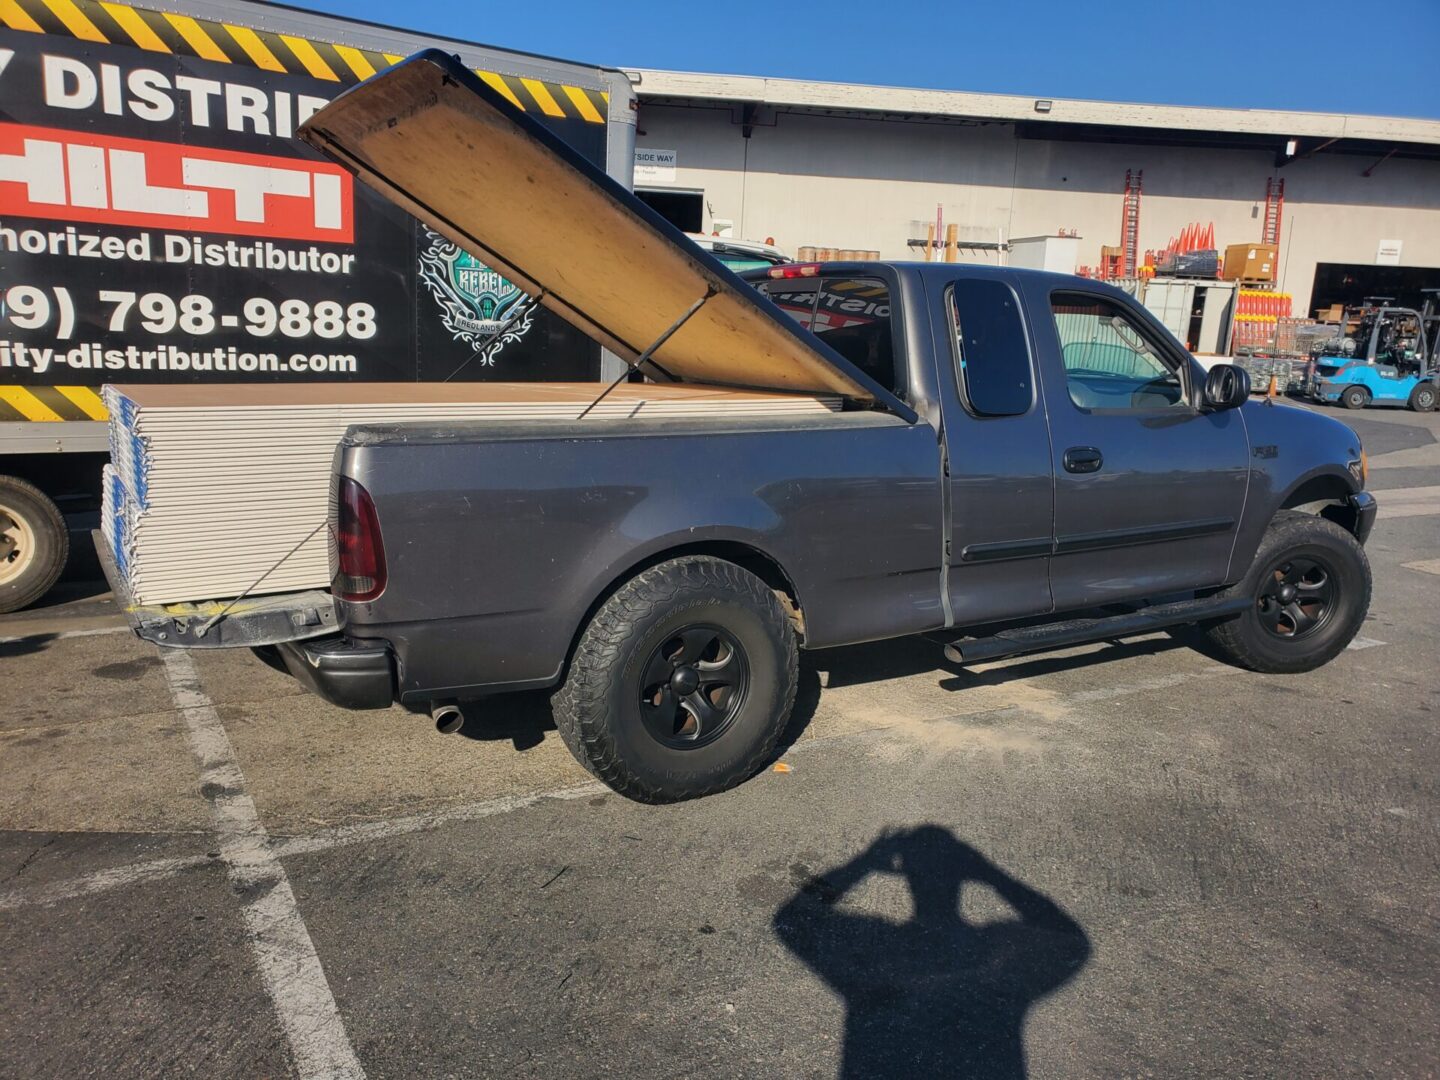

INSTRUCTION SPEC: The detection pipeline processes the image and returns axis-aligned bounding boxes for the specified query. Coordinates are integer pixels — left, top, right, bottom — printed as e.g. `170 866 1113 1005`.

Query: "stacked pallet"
102 382 841 606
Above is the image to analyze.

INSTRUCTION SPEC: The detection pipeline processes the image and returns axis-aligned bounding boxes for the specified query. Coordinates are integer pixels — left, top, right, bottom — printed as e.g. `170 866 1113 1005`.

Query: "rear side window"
950 279 1033 416
811 277 899 395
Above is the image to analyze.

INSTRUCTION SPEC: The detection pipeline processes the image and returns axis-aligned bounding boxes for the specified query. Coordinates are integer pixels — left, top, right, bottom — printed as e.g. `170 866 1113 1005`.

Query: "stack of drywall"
102 382 840 606
99 463 129 582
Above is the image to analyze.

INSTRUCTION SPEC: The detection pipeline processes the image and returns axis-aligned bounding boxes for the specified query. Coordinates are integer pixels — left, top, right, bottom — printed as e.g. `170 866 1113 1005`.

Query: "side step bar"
942 595 1252 666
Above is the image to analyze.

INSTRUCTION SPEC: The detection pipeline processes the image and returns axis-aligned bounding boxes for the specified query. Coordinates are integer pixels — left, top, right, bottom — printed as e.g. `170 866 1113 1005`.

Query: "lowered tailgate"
95 530 338 649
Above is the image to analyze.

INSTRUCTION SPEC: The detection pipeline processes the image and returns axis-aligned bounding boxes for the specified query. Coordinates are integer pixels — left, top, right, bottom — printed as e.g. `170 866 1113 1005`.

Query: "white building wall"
638 102 1440 319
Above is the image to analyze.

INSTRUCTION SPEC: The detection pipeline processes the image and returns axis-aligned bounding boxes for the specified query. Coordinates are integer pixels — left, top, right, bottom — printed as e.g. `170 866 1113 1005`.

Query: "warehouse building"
626 69 1440 324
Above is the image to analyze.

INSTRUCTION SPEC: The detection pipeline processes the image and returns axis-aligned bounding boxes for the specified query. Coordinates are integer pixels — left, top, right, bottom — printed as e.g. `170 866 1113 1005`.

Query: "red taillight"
333 476 387 602
767 263 821 279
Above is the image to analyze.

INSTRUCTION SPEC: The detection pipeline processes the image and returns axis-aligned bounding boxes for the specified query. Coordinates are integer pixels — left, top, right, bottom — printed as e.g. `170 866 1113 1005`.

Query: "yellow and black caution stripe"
0 385 109 422
0 0 610 123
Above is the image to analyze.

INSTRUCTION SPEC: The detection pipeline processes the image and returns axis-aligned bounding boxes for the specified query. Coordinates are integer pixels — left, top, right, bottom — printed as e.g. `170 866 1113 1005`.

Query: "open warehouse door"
1311 262 1440 315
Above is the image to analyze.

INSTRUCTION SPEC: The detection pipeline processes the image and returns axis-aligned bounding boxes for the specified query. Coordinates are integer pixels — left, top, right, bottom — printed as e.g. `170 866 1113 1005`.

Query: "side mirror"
1202 363 1250 410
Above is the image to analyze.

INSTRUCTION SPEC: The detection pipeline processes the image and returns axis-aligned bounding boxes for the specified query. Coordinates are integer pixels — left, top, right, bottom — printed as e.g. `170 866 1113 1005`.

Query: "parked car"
686 234 791 272
112 52 1377 803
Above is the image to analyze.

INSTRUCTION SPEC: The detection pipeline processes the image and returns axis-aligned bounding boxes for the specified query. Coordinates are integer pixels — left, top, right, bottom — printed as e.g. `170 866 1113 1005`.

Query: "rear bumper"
1348 491 1377 546
273 634 395 710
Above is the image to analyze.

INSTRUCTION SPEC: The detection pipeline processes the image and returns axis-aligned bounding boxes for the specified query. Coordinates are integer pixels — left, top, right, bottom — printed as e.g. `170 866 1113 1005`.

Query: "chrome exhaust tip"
431 700 464 735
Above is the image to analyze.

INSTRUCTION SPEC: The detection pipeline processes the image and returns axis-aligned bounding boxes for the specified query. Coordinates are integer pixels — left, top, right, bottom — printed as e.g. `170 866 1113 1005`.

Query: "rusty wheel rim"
1256 555 1336 641
637 625 750 749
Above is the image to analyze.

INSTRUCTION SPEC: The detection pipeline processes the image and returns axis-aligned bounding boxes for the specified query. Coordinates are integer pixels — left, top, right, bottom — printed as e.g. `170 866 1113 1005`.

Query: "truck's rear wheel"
1340 386 1369 410
1200 511 1370 674
0 476 68 614
1408 382 1437 412
553 556 798 803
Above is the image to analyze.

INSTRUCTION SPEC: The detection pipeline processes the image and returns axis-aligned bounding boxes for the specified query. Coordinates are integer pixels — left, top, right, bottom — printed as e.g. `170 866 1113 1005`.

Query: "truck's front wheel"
0 476 68 615
1200 511 1370 674
553 556 798 802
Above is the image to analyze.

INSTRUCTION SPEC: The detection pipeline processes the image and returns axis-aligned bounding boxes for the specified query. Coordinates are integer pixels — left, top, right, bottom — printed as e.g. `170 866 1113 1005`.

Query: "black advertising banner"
0 21 607 388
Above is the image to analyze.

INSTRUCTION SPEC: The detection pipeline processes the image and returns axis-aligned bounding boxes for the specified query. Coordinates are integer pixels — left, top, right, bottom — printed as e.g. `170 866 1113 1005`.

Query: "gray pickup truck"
124 54 1379 802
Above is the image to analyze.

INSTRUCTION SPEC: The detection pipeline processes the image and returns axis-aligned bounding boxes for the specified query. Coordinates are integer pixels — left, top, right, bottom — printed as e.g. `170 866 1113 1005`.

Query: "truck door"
1029 285 1249 610
933 274 1055 625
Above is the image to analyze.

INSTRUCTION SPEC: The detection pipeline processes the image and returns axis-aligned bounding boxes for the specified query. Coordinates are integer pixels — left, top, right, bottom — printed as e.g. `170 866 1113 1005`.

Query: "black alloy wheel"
1195 511 1370 674
638 625 749 748
1255 555 1336 640
553 555 798 802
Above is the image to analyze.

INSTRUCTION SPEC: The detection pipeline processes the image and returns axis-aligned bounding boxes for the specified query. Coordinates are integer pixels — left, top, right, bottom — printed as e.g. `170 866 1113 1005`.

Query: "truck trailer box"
0 0 636 613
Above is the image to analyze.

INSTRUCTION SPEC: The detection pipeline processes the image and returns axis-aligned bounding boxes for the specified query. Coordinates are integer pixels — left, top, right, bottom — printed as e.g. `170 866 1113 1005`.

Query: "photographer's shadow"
774 827 1090 1079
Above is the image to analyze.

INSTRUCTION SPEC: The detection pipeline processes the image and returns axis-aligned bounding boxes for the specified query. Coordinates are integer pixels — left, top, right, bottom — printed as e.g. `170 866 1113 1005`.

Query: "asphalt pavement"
2 400 1438 1079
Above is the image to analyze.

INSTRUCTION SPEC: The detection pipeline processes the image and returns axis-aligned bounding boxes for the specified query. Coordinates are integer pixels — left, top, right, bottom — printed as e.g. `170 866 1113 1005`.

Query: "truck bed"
335 408 942 703
100 382 844 608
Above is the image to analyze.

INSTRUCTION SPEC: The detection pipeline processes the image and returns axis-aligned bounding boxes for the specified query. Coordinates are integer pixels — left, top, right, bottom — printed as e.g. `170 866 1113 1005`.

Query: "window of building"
950 279 1033 416
1051 293 1187 410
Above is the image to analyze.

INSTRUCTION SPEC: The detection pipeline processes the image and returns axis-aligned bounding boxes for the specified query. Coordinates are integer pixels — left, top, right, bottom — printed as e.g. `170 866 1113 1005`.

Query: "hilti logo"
0 123 353 243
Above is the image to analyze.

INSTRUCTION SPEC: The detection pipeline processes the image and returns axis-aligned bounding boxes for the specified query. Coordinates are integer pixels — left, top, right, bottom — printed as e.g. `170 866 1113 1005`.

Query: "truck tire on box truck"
0 0 636 612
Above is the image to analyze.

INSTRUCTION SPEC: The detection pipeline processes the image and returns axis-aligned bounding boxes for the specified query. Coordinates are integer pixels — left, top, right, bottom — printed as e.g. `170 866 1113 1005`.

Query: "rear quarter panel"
338 415 942 701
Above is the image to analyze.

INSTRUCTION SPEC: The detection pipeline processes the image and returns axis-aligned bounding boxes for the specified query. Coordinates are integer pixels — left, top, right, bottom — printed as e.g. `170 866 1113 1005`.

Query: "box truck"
0 0 635 610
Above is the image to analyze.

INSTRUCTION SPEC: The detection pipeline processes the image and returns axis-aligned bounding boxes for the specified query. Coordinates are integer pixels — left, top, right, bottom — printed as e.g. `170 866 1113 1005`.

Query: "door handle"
1063 446 1103 474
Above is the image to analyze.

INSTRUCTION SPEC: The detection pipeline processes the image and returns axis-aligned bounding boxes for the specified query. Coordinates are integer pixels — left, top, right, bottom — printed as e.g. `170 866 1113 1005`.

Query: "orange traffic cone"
1267 375 1279 398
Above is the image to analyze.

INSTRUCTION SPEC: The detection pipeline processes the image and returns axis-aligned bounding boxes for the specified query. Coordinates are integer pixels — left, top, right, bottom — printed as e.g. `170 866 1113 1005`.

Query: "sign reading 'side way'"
634 147 677 183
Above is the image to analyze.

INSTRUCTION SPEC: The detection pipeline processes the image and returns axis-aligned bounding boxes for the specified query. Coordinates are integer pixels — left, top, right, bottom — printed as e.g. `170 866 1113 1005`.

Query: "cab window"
1051 293 1188 411
756 275 901 396
759 281 820 330
812 277 900 396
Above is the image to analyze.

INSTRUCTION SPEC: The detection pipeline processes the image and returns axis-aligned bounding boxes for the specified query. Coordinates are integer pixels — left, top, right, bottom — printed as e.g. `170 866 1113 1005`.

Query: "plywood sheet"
299 52 910 412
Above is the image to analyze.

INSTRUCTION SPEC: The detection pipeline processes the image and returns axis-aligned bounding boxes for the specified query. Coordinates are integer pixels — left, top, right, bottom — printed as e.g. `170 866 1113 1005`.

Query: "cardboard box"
1222 242 1277 282
1316 303 1344 322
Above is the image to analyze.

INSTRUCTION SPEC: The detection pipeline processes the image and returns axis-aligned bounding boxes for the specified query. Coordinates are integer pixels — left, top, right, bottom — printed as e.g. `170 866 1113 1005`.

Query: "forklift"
1307 292 1440 411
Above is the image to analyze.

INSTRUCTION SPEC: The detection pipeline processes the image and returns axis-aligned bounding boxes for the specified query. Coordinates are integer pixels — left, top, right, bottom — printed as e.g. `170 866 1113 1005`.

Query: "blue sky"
307 0 1440 119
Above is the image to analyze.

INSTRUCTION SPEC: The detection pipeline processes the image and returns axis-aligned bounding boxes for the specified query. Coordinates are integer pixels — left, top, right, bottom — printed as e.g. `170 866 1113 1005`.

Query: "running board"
942 596 1251 666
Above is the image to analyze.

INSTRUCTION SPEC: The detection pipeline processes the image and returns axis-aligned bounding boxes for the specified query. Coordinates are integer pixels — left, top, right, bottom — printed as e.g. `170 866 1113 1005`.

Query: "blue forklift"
1308 293 1440 411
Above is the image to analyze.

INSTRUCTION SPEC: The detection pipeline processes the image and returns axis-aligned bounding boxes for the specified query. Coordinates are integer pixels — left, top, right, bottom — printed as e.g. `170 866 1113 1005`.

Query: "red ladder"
1121 170 1142 277
1262 177 1285 246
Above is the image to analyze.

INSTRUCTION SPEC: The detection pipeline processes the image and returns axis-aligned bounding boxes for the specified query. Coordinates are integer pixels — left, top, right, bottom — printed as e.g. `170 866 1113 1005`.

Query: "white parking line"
272 781 606 859
1375 485 1440 519
0 852 213 911
1346 636 1387 650
159 648 366 1080
0 785 608 912
0 624 131 644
